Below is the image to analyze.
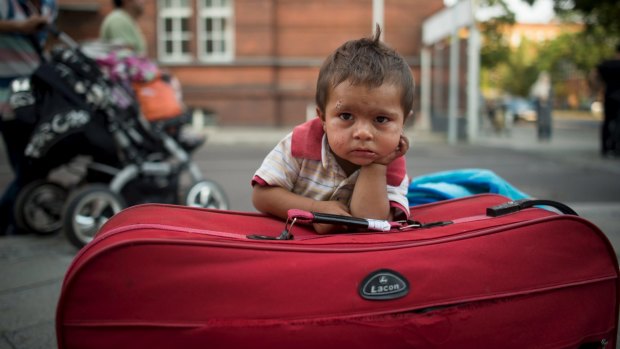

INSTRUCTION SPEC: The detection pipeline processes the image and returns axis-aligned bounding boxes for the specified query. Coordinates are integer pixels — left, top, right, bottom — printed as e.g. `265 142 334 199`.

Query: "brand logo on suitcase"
360 269 409 300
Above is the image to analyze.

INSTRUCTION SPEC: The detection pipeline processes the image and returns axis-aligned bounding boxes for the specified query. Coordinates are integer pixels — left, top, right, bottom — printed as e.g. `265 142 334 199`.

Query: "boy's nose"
353 121 373 140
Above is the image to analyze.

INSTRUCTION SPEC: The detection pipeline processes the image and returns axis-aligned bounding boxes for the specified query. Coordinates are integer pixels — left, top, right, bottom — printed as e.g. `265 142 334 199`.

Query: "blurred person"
100 0 146 56
0 0 57 234
597 43 620 157
530 71 553 141
485 97 505 134
486 98 501 134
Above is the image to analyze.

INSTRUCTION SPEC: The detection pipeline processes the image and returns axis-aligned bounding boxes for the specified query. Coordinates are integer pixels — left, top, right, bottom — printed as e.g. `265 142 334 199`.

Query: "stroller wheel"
14 180 68 235
184 180 229 210
63 184 126 249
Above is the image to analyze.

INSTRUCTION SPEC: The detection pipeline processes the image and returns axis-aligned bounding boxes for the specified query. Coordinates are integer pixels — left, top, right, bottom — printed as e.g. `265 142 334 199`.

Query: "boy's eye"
376 116 390 124
339 113 353 121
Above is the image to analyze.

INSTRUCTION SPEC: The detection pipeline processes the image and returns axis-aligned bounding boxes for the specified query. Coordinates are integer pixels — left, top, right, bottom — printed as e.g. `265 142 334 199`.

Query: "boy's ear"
404 109 413 124
316 107 325 121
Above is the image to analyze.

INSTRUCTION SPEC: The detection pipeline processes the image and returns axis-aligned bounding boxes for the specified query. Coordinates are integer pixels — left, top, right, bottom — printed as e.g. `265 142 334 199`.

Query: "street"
1 116 620 348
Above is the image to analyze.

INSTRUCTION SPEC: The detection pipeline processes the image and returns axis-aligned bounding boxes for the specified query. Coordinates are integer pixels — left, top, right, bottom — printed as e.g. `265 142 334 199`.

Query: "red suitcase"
56 194 619 349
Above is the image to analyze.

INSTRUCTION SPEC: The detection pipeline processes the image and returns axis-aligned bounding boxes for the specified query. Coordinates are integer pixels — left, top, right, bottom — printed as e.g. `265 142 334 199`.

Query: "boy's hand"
311 200 350 216
373 134 409 166
311 200 350 235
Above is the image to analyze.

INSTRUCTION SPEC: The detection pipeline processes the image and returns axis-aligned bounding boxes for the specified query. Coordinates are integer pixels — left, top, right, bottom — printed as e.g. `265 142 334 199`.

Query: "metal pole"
419 47 432 130
433 44 444 131
448 28 460 144
373 0 384 38
467 24 481 142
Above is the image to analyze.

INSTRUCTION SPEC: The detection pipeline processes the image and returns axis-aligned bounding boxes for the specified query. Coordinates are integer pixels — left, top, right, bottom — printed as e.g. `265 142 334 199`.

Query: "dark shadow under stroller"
9 35 228 248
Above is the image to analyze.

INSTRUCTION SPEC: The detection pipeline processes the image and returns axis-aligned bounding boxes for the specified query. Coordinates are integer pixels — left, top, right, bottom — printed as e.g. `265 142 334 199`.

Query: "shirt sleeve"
387 174 410 219
252 133 301 190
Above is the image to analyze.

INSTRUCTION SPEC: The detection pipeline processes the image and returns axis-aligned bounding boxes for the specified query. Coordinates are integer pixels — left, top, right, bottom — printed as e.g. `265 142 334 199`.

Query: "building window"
158 0 193 63
197 0 234 62
157 0 234 63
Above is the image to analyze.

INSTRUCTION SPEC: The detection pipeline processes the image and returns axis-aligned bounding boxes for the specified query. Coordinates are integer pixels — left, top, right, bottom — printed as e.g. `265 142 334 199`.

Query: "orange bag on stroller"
132 74 183 121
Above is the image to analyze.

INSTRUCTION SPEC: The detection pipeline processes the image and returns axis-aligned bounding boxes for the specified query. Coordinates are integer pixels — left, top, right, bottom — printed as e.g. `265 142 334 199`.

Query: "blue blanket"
408 169 529 206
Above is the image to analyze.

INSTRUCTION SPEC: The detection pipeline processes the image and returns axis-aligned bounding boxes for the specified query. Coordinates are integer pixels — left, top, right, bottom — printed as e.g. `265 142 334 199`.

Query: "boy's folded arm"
252 185 351 221
349 163 391 220
252 185 318 220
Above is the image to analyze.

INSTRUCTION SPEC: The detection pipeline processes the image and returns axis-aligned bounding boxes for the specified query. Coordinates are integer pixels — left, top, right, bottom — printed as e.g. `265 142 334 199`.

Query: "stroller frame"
9 30 228 248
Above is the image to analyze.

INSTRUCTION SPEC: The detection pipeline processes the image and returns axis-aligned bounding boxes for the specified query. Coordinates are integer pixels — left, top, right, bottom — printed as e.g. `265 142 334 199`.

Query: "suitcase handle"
287 209 399 232
487 199 578 217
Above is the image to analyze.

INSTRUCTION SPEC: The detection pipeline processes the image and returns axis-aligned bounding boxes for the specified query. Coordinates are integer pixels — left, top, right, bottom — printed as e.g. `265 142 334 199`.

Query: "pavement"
1 113 620 348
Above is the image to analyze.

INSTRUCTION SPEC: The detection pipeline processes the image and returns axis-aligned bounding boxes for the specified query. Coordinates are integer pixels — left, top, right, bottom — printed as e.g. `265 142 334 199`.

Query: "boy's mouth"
350 149 376 159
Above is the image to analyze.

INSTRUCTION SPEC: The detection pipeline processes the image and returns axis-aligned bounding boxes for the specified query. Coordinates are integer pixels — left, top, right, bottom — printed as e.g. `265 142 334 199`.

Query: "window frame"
157 0 235 64
157 0 194 63
196 0 235 63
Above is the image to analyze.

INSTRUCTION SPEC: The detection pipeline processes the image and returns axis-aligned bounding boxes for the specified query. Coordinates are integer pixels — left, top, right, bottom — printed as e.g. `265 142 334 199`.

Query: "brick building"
54 0 444 126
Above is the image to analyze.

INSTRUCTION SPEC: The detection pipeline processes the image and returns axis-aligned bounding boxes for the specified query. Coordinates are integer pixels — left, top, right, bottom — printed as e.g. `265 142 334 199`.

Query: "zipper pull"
247 218 297 240
247 229 293 240
398 220 452 230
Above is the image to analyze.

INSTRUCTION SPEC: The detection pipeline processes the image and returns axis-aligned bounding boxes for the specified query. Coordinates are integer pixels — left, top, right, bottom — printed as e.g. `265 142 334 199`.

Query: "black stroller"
9 32 228 248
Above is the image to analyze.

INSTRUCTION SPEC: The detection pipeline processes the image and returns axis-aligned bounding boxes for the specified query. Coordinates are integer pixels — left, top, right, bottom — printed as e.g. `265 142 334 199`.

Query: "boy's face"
318 81 405 172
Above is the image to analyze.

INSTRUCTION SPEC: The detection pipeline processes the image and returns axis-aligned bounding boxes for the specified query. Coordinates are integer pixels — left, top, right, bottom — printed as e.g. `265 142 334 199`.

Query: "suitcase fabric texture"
56 194 619 349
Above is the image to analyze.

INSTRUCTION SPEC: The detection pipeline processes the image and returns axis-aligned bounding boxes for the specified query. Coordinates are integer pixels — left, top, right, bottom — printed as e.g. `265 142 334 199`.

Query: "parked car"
503 97 537 122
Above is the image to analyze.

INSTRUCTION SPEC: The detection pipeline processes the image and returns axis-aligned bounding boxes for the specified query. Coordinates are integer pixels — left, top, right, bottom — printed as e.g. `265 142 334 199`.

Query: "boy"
252 27 413 234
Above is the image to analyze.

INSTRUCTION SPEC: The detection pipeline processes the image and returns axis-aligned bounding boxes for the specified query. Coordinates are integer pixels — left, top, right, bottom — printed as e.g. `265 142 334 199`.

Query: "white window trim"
157 0 193 63
197 0 235 63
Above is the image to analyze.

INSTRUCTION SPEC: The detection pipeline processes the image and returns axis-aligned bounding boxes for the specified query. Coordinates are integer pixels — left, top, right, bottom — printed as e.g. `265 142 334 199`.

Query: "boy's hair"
113 0 123 8
315 25 415 118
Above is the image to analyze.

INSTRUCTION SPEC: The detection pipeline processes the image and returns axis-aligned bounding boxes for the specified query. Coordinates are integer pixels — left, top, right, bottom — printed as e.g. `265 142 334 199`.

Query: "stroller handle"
47 24 79 50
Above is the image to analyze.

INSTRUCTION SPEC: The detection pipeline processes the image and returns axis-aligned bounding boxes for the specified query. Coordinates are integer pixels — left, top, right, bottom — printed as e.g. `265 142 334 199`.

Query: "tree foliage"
478 0 514 70
479 0 619 104
539 0 620 38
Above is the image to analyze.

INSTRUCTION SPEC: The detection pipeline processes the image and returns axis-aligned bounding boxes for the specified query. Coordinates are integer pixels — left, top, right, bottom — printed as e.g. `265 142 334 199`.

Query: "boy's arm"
252 185 351 234
252 186 315 220
349 164 391 219
350 135 409 220
253 185 351 219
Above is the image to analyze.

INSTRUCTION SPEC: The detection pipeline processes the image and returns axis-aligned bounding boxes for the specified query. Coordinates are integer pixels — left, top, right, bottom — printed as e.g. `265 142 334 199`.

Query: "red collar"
291 118 324 160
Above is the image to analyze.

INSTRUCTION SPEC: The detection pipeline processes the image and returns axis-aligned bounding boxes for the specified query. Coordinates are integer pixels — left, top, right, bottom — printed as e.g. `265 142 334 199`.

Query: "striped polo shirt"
253 117 410 219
